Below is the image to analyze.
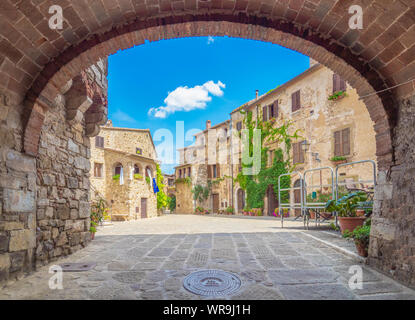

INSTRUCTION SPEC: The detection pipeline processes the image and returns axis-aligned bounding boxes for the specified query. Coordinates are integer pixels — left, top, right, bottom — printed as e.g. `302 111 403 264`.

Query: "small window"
236 121 242 131
94 163 103 178
291 90 301 112
136 148 143 155
134 164 140 174
333 74 346 93
145 166 152 179
262 105 268 122
178 169 182 178
292 142 305 164
188 167 191 177
95 136 104 148
212 164 217 178
114 163 122 175
334 128 351 157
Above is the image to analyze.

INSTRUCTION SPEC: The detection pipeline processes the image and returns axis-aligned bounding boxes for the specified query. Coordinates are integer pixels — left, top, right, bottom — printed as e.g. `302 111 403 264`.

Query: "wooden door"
212 194 219 213
237 189 245 213
267 185 278 216
141 198 147 218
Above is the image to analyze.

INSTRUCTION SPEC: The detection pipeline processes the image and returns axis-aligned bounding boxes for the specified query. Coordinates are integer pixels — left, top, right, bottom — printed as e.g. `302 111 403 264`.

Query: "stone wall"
0 59 107 286
369 94 415 288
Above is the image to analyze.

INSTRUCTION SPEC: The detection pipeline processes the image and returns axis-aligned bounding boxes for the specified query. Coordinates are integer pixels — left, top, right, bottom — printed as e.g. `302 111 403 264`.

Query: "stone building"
90 121 158 221
230 62 377 216
175 62 377 217
175 120 232 214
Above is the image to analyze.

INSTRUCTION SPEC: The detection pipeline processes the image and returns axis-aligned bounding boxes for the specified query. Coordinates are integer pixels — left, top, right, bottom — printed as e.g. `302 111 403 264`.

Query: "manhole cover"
58 262 97 272
183 269 241 296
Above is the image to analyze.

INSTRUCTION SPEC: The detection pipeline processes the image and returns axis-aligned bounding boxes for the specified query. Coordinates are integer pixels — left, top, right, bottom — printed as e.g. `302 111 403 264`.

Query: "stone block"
70 209 78 219
42 173 56 186
0 253 10 271
45 206 54 218
79 201 90 218
56 205 70 220
67 139 80 153
55 233 68 246
73 220 85 232
9 229 35 252
3 189 35 213
0 233 9 253
3 222 24 231
68 177 79 189
9 251 25 273
371 218 397 241
5 150 36 173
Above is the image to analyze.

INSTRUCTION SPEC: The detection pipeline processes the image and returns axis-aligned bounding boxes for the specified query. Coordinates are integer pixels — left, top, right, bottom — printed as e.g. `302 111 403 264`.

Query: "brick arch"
22 16 397 169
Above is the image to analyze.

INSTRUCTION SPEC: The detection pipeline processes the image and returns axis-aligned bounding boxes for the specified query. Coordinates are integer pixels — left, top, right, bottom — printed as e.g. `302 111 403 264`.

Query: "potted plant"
90 221 97 240
225 206 234 215
325 191 368 234
330 156 347 165
134 173 143 180
112 174 120 181
195 206 204 215
328 90 347 101
343 220 371 257
273 208 289 218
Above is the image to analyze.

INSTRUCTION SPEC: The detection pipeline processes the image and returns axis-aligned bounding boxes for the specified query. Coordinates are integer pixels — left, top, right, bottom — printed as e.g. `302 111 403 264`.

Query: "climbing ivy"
156 164 168 209
235 108 301 210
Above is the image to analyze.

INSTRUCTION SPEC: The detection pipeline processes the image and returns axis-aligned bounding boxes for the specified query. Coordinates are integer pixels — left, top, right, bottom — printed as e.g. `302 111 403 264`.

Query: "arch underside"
22 13 397 169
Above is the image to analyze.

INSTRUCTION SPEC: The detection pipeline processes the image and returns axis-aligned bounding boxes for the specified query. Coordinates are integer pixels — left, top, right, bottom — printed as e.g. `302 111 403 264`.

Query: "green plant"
167 195 176 211
90 220 98 233
343 224 370 245
175 177 191 186
192 184 210 203
330 156 347 162
112 174 120 181
329 222 340 231
91 197 108 224
145 176 151 185
325 192 368 217
225 206 234 214
134 173 143 180
155 164 168 209
328 90 346 101
234 109 300 210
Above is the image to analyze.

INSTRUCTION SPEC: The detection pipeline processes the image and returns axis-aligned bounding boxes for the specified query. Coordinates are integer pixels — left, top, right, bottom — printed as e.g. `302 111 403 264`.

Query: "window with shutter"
95 136 104 148
216 164 220 177
268 104 274 119
236 121 242 131
333 74 346 93
273 100 279 118
292 142 304 164
213 164 217 178
292 90 301 112
262 106 268 122
334 128 351 156
207 165 212 178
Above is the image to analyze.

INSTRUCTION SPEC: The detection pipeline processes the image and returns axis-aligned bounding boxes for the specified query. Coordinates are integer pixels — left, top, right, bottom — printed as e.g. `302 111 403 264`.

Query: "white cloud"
207 36 215 45
148 81 226 118
112 109 137 124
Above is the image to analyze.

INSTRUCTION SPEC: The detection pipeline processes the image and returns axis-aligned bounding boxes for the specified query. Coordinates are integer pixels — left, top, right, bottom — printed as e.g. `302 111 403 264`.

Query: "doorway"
237 189 245 214
141 198 147 219
267 185 278 216
212 194 219 214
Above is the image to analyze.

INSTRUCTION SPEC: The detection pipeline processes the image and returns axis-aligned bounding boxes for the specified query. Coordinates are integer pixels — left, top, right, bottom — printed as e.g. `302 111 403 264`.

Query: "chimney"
255 90 259 100
206 120 211 130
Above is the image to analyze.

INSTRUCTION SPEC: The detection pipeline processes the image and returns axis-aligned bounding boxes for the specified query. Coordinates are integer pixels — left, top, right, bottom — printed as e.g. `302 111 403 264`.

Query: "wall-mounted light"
301 140 310 152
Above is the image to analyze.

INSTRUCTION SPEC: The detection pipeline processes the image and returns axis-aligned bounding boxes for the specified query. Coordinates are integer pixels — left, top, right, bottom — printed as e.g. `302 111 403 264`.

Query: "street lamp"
301 140 310 152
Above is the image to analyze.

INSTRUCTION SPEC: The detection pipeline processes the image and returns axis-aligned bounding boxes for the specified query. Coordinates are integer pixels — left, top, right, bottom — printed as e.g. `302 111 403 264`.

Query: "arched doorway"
237 189 245 214
266 185 278 216
0 2 414 286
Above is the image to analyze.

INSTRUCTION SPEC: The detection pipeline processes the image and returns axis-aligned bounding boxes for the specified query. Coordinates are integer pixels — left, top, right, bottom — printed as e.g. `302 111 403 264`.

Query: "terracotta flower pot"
338 216 366 234
310 210 316 219
355 241 368 257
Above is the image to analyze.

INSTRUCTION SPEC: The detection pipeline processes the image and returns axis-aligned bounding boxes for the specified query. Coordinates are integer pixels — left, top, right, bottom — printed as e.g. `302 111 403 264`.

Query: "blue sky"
107 36 309 174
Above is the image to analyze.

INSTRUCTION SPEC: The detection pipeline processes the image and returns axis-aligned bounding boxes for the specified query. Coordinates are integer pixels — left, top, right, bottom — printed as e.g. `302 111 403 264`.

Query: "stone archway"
0 1 414 287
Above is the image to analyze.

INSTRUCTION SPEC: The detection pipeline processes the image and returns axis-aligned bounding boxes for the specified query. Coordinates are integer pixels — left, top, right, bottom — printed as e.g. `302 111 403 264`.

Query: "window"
94 163 103 178
236 121 242 131
178 169 182 178
95 136 104 148
145 166 152 179
207 164 219 178
188 167 191 177
114 163 122 175
292 142 305 164
212 164 217 178
333 74 346 93
334 128 351 156
134 164 140 174
272 100 279 118
291 90 301 112
136 148 143 155
262 105 268 122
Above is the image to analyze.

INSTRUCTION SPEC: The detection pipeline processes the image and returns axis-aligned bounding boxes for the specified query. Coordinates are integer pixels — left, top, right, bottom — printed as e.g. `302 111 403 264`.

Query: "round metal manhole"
183 269 241 297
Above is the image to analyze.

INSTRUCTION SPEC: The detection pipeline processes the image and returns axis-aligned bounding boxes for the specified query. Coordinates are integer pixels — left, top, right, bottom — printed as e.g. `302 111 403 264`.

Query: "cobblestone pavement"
1 214 414 300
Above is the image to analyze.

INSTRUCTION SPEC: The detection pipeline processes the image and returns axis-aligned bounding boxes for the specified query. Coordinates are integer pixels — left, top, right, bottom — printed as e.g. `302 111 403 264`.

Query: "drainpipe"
230 117 234 210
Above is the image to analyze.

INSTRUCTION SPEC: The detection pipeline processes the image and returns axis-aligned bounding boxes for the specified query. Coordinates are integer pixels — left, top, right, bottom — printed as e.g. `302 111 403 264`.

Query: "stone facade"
0 59 108 285
230 63 377 216
90 122 158 221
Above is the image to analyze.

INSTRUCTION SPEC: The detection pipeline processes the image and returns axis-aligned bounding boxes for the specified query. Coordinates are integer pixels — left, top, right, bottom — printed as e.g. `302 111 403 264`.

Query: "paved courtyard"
1 214 414 300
